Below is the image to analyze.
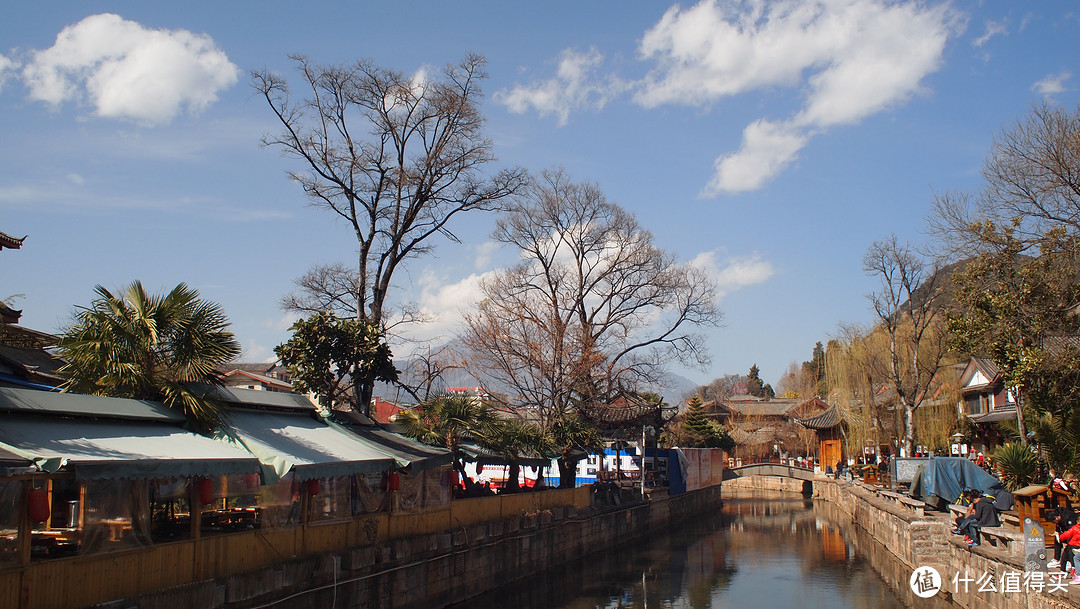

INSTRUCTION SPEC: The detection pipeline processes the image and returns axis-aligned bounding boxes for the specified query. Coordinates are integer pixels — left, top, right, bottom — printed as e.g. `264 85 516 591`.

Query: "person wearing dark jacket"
956 493 999 546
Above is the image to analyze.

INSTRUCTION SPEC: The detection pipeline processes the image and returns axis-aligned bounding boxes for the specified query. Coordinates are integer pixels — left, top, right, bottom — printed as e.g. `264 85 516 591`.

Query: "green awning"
0 415 260 480
458 442 551 468
328 421 451 472
0 385 185 423
216 410 396 483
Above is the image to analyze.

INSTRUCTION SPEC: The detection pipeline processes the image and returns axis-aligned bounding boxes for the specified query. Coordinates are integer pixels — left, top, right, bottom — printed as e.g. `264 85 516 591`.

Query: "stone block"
343 546 377 571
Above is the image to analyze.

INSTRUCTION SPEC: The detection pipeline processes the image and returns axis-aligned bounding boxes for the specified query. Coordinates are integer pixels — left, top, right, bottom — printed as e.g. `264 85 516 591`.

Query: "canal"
447 491 951 609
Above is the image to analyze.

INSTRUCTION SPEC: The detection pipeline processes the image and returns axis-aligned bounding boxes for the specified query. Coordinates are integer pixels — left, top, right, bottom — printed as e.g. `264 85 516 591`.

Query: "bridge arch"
723 462 816 495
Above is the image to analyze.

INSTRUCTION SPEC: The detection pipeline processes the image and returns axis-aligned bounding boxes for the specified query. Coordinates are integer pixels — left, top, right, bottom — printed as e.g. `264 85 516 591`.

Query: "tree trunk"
506 461 520 492
902 403 915 457
557 456 577 488
1015 387 1028 445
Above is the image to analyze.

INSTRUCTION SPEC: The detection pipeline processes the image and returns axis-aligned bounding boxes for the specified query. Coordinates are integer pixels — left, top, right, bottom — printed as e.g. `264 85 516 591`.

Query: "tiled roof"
724 398 800 417
797 405 844 430
0 231 25 250
969 404 1017 424
221 369 293 391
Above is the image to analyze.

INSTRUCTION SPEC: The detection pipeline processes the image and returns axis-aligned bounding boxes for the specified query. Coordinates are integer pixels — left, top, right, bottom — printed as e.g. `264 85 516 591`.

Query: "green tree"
947 232 1080 444
680 396 736 450
932 103 1080 452
746 365 774 399
549 412 603 488
802 341 828 397
485 418 554 492
58 281 241 432
992 442 1039 491
275 311 398 414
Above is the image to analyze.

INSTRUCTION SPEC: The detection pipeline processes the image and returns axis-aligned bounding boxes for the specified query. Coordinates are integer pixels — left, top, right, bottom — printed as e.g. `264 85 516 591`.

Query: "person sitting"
952 490 980 534
954 491 999 546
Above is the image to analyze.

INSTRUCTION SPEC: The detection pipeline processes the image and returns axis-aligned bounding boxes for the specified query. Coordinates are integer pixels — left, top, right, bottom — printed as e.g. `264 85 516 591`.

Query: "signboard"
891 457 928 484
1024 517 1046 573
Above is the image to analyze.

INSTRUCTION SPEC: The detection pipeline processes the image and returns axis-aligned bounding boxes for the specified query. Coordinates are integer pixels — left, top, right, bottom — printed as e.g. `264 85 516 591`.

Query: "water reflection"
448 492 936 609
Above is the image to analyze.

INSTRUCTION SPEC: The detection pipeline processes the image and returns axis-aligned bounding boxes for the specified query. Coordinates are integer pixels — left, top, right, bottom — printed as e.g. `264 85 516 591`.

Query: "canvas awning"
0 444 33 477
217 410 396 482
338 426 451 471
326 412 451 471
458 442 551 468
0 416 260 480
0 385 184 422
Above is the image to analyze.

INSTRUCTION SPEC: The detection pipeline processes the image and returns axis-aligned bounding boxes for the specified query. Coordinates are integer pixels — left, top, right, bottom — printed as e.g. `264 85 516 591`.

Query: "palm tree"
57 281 241 432
485 418 555 492
991 442 1039 491
549 412 603 488
395 394 501 491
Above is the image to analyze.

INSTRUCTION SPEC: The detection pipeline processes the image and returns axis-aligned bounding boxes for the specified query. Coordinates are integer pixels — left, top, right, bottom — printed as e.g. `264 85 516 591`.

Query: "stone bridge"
722 462 817 493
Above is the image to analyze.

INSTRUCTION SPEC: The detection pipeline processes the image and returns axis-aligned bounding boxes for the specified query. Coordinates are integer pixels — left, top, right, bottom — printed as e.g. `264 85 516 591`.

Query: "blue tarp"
909 456 1005 508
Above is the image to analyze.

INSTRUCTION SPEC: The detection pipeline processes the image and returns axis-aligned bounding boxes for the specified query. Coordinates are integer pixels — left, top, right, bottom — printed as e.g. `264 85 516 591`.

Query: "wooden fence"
1 486 591 609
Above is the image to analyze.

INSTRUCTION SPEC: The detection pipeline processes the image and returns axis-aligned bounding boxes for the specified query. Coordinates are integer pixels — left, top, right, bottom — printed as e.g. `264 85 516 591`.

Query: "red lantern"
28 488 50 523
386 471 400 492
196 478 214 504
306 479 320 496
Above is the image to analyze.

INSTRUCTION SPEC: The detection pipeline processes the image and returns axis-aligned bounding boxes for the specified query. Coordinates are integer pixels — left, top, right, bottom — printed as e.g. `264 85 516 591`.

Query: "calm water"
448 493 931 609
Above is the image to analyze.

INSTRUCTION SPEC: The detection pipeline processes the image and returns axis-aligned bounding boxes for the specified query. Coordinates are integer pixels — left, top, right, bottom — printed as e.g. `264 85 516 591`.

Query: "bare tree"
697 373 746 404
928 102 1080 257
254 54 526 412
863 235 955 456
401 343 464 402
929 103 1080 445
462 169 720 427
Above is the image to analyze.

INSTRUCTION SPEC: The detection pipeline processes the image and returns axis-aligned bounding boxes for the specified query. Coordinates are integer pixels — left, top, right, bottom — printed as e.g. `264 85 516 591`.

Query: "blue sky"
2 1 1078 390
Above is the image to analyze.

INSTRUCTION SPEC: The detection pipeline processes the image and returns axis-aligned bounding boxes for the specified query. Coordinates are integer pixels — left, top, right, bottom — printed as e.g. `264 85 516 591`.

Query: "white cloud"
472 241 501 270
1033 71 1071 98
972 19 1006 47
690 251 775 298
640 0 952 195
409 271 490 343
502 0 954 195
21 13 239 125
65 173 85 185
704 119 808 195
495 48 626 126
0 54 15 93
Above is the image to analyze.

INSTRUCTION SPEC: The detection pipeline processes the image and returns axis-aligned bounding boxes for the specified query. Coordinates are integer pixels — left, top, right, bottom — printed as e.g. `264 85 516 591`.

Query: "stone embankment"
731 474 1080 609
120 485 722 609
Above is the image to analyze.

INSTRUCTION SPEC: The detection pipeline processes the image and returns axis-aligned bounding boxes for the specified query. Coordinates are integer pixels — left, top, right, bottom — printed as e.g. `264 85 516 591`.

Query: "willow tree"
254 54 526 414
462 169 720 428
863 236 956 457
828 325 902 458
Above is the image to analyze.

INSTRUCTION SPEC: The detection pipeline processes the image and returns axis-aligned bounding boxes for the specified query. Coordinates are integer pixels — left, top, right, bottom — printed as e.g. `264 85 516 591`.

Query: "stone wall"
122 485 722 609
812 477 1080 609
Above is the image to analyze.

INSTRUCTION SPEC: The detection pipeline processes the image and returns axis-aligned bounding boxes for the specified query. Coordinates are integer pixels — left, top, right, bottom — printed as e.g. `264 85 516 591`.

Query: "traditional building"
796 405 846 470
956 357 1017 452
217 362 293 392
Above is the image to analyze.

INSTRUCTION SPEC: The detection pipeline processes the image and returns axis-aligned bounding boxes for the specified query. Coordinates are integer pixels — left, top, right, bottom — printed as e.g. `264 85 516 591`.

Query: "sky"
2 1 1079 392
